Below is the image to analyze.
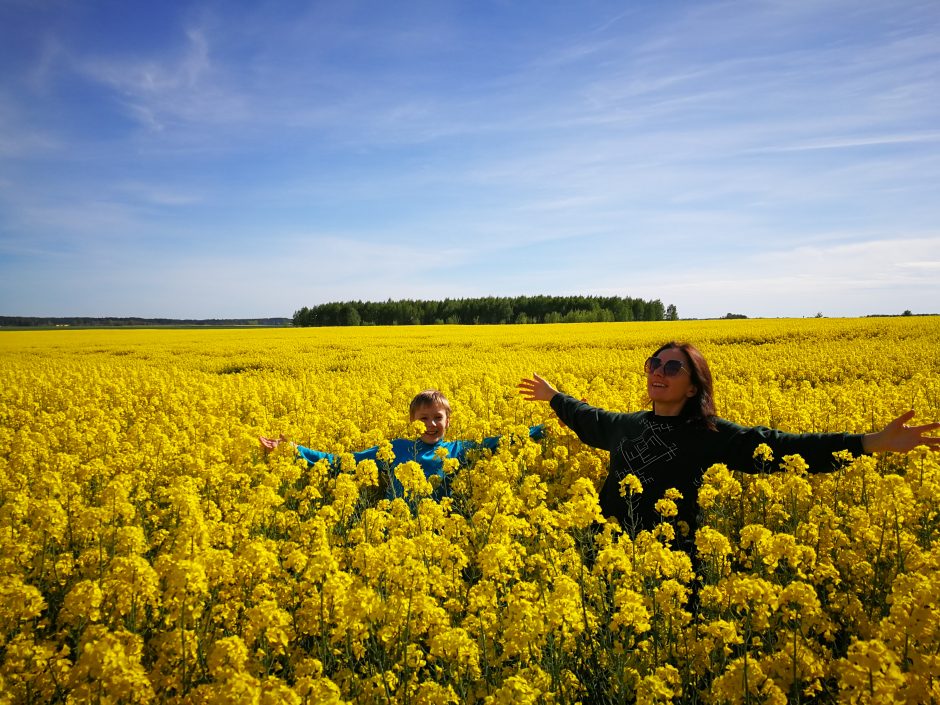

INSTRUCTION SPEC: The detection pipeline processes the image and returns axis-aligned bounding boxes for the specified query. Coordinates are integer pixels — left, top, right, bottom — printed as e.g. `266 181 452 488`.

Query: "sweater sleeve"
549 393 627 450
296 444 380 467
716 419 866 474
296 445 335 466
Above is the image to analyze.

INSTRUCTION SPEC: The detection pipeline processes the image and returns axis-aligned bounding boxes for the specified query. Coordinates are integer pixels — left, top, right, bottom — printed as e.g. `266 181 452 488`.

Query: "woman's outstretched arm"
862 410 940 453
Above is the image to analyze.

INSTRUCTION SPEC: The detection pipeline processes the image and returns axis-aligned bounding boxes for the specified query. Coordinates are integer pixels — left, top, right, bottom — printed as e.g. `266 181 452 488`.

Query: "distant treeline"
0 316 292 328
293 296 675 327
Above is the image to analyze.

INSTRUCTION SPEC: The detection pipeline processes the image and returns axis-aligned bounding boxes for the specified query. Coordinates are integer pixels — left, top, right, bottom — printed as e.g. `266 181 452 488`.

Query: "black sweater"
550 393 866 537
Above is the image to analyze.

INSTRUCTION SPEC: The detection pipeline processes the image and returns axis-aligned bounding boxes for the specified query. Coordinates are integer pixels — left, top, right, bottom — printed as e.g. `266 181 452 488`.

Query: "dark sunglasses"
644 356 688 377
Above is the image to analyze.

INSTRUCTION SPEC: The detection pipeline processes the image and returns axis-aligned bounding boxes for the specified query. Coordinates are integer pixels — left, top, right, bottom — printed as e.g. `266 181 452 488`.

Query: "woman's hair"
651 341 717 430
409 389 451 420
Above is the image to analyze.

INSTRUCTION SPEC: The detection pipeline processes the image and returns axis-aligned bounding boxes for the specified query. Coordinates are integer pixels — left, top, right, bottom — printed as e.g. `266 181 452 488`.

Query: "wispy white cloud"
76 27 249 132
629 235 940 317
896 260 940 270
747 132 940 153
113 181 204 207
2 200 145 244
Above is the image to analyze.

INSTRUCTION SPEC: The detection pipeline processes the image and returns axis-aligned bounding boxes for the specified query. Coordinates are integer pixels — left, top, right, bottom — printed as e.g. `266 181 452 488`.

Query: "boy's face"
411 402 450 444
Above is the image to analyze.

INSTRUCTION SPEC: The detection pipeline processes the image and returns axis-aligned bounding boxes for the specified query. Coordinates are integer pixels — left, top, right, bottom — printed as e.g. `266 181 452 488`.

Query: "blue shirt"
296 426 544 500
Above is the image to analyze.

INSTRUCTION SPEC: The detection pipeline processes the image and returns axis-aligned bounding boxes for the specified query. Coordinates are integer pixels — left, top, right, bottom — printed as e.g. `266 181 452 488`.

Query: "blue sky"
2 0 939 319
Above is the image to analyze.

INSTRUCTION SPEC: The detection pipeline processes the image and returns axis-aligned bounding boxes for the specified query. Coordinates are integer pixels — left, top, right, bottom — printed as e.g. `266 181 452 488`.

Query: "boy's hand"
259 434 290 452
518 373 559 402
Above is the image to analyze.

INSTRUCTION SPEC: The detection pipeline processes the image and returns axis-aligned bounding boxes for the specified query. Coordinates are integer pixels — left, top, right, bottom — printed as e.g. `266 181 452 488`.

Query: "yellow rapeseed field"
1 318 938 704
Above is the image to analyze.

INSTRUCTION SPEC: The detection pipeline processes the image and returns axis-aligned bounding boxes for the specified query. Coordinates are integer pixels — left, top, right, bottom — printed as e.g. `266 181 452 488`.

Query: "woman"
518 341 939 540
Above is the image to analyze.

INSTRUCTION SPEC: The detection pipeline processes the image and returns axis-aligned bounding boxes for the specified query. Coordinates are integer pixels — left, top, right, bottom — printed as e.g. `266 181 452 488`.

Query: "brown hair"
651 342 717 431
409 390 451 420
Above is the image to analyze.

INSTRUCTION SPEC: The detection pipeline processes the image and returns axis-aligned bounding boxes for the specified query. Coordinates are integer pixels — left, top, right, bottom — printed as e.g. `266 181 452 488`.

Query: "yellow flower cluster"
0 317 937 703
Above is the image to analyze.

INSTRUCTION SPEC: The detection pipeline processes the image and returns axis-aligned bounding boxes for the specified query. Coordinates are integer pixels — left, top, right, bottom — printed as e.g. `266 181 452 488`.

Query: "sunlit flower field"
1 318 938 704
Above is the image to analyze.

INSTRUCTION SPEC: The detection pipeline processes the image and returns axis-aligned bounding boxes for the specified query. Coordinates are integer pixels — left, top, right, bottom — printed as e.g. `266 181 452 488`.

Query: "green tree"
340 305 361 326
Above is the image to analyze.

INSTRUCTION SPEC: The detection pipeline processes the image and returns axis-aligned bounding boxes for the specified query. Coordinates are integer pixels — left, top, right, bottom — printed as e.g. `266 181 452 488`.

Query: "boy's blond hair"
409 390 451 420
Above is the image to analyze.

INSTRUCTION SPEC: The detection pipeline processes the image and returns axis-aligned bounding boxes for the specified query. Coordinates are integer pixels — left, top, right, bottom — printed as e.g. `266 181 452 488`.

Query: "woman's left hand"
863 410 940 453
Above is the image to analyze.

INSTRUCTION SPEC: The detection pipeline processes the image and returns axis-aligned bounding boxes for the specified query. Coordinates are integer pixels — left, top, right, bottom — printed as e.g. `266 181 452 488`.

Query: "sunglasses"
644 356 688 377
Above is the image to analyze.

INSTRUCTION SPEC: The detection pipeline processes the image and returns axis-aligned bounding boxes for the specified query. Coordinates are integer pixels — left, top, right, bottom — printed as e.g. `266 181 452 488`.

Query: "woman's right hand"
517 373 559 402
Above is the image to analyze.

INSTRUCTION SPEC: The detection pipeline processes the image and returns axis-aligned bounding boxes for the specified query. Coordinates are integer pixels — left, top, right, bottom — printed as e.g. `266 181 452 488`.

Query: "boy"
260 389 543 501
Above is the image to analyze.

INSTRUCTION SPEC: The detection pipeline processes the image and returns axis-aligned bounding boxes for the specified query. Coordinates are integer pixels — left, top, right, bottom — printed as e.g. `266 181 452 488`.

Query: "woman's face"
646 347 698 415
